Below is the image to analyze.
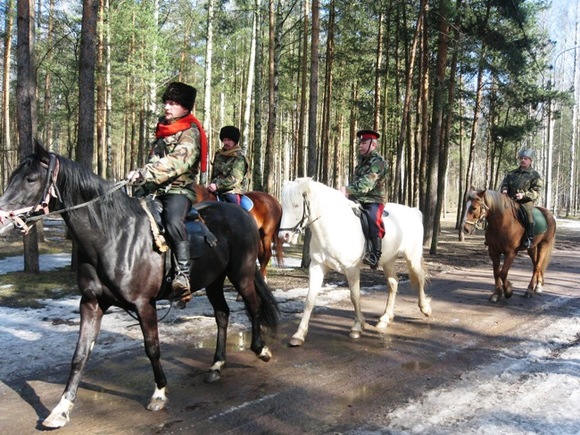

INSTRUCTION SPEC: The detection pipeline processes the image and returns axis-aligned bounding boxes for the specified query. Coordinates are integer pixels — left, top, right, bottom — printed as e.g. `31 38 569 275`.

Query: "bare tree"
16 0 39 272
77 0 98 169
2 0 15 190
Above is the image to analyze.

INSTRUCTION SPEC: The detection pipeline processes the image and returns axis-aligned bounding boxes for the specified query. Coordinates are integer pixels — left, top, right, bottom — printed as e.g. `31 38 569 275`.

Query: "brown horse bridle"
464 199 489 231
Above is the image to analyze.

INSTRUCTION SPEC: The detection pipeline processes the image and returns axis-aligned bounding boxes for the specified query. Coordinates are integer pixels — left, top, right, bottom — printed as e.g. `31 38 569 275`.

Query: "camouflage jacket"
210 147 248 194
346 150 388 204
141 122 201 202
499 166 543 203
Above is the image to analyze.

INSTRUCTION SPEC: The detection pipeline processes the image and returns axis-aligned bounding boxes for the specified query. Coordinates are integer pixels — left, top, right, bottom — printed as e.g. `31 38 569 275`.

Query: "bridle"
278 192 320 236
0 153 128 234
463 200 489 231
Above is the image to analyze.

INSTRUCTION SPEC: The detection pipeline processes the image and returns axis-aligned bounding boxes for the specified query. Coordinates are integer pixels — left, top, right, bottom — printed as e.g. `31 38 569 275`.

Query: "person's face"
164 100 189 121
358 138 376 156
519 156 532 169
222 138 237 149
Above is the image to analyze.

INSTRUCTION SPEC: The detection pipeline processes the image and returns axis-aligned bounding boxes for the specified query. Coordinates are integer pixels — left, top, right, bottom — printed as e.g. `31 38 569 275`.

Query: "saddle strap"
139 198 169 252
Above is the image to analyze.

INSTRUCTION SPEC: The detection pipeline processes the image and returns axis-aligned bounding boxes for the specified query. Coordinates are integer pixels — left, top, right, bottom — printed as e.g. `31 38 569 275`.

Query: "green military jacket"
210 146 248 194
346 150 388 204
142 123 201 202
499 166 543 203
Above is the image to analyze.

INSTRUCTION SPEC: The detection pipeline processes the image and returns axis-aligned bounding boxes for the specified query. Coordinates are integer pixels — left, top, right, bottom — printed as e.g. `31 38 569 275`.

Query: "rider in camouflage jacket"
127 82 207 308
344 129 387 269
499 148 543 248
209 126 249 205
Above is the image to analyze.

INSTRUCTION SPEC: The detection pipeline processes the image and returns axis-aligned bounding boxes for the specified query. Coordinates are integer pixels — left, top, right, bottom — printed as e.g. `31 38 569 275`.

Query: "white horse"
278 177 431 346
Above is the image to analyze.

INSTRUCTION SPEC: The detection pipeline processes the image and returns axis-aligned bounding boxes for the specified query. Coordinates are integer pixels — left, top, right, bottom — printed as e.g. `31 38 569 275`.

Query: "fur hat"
356 129 380 140
518 148 534 160
219 125 241 144
161 82 196 112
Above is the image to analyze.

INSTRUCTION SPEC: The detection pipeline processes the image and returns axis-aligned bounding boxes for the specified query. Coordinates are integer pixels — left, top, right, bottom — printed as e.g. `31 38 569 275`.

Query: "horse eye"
26 175 39 183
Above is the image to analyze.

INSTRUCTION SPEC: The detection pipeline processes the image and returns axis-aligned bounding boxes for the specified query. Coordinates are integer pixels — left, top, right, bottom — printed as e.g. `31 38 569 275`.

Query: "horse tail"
540 213 557 276
273 216 285 268
253 269 280 332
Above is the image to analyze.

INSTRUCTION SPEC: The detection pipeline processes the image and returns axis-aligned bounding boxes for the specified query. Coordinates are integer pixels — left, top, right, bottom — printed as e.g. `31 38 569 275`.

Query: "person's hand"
208 183 217 193
514 193 524 200
126 170 145 186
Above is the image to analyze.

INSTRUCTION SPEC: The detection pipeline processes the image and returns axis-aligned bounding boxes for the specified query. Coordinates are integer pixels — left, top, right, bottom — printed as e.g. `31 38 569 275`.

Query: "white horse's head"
278 177 355 245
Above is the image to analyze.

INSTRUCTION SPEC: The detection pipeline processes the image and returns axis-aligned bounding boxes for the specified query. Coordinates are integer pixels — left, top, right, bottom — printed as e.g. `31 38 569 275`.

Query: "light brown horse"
193 186 284 278
462 189 556 302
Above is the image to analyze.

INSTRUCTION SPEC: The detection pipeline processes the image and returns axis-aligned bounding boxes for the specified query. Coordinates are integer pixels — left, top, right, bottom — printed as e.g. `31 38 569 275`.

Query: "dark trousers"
519 200 534 224
159 194 192 246
361 202 385 238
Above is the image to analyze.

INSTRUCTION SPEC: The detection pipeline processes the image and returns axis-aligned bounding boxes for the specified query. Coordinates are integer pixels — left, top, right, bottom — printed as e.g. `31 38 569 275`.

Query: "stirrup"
169 274 191 308
362 252 379 269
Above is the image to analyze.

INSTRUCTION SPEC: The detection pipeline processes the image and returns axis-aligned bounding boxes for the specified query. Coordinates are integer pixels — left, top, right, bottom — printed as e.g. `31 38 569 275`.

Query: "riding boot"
362 237 382 269
170 241 192 308
523 222 534 249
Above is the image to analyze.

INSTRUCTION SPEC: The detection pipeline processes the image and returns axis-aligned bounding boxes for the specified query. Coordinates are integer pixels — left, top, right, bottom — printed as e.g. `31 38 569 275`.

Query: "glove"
126 169 146 186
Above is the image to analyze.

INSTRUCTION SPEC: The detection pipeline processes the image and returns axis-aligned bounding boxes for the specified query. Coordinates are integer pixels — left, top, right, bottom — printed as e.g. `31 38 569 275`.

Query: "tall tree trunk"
296 0 309 178
307 0 319 177
394 0 424 204
2 0 15 190
242 0 258 155
96 0 106 177
42 0 54 151
252 0 264 191
567 3 579 216
16 0 39 273
202 0 215 184
373 9 384 131
320 0 334 185
76 0 98 169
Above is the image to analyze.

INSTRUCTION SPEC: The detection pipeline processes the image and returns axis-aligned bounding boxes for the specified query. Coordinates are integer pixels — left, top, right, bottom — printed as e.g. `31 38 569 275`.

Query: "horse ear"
34 139 50 164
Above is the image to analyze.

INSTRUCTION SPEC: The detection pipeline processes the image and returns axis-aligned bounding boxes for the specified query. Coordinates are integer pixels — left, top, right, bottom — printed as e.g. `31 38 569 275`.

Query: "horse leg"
499 251 517 299
488 248 504 302
42 296 105 428
526 245 544 298
258 229 273 279
377 262 398 330
345 268 365 339
136 301 169 411
204 278 229 383
289 263 326 347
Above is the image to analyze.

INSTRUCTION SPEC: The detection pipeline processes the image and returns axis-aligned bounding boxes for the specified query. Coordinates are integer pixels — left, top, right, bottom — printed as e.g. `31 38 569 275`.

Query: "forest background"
0 0 579 270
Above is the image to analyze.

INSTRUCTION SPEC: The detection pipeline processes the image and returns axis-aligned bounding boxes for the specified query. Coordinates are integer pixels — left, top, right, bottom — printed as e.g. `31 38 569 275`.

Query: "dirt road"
0 220 579 434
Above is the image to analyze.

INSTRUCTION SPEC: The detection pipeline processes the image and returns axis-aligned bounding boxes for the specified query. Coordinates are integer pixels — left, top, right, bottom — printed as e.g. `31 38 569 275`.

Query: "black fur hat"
161 82 197 111
219 125 241 144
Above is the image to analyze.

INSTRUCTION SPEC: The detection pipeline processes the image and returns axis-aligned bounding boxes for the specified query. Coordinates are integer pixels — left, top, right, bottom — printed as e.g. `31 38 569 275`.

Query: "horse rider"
207 125 250 208
499 148 543 249
342 129 388 269
127 81 207 307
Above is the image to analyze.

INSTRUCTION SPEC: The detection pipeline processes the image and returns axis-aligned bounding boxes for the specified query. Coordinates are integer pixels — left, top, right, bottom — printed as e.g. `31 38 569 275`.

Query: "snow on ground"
1 219 579 434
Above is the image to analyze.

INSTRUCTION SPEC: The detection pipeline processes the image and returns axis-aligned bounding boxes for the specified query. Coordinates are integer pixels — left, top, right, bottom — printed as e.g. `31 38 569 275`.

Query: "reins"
0 153 129 234
278 192 320 235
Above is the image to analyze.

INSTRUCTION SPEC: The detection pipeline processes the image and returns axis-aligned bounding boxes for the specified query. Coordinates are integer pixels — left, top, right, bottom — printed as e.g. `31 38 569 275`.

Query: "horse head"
462 188 488 234
0 141 59 234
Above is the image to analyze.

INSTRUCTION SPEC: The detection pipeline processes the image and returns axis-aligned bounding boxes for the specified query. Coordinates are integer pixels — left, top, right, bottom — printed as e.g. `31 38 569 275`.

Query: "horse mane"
54 155 144 234
482 189 518 217
286 177 354 214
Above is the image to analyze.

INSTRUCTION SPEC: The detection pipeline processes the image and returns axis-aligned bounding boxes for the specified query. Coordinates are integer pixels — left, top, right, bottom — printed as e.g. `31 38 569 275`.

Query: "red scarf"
155 113 208 173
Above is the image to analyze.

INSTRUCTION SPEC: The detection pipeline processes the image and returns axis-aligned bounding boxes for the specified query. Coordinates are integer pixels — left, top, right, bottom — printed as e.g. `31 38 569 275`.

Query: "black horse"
0 143 279 428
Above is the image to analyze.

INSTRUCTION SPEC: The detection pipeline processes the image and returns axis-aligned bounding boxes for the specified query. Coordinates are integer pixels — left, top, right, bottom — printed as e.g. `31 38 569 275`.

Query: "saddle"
516 206 548 236
216 193 254 211
143 198 218 259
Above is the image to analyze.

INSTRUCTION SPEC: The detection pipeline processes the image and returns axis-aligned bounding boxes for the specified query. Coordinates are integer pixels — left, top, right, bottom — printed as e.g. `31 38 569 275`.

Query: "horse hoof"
524 292 533 299
42 413 69 429
349 330 361 339
146 397 167 412
489 294 499 303
376 321 389 330
288 337 304 347
258 346 272 362
205 369 221 383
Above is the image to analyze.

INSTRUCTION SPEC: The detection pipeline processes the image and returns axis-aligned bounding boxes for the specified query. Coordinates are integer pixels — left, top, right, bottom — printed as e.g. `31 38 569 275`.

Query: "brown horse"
192 186 284 278
462 189 556 302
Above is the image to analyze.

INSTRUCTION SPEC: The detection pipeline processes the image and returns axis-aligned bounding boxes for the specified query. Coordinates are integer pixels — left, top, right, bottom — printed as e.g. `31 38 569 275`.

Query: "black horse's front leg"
136 301 168 411
42 296 105 428
205 281 230 383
